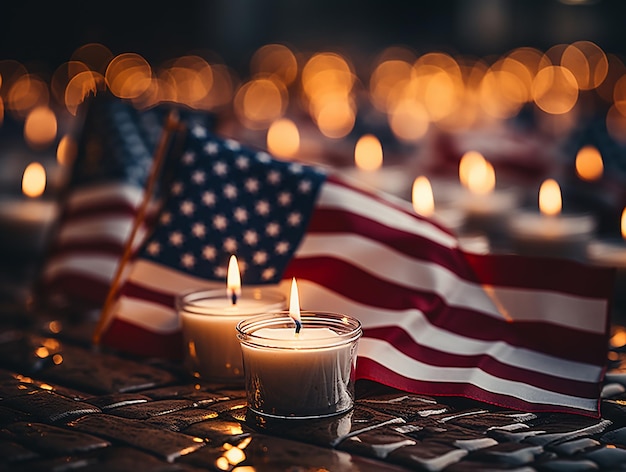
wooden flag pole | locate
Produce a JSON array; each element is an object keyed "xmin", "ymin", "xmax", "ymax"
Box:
[{"xmin": 92, "ymin": 108, "xmax": 181, "ymax": 346}]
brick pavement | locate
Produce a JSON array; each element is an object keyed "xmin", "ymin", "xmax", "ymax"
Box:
[{"xmin": 1, "ymin": 312, "xmax": 626, "ymax": 471}]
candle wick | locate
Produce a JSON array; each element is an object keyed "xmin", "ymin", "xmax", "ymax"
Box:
[
  {"xmin": 231, "ymin": 292, "xmax": 237, "ymax": 306},
  {"xmin": 294, "ymin": 319, "xmax": 302, "ymax": 334}
]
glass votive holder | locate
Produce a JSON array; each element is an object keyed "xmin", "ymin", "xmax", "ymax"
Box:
[
  {"xmin": 176, "ymin": 288, "xmax": 286, "ymax": 383},
  {"xmin": 237, "ymin": 311, "xmax": 362, "ymax": 419}
]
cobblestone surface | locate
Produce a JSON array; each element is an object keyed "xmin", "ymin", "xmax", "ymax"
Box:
[{"xmin": 1, "ymin": 315, "xmax": 626, "ymax": 471}]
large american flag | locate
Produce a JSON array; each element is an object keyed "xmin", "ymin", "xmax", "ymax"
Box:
[{"xmin": 97, "ymin": 122, "xmax": 613, "ymax": 417}]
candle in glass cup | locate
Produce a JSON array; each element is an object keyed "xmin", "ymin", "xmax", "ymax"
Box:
[
  {"xmin": 237, "ymin": 278, "xmax": 362, "ymax": 419},
  {"xmin": 177, "ymin": 256, "xmax": 285, "ymax": 382}
]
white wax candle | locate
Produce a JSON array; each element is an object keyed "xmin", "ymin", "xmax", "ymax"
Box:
[
  {"xmin": 508, "ymin": 211, "xmax": 595, "ymax": 260},
  {"xmin": 238, "ymin": 313, "xmax": 362, "ymax": 419},
  {"xmin": 179, "ymin": 288, "xmax": 285, "ymax": 382}
]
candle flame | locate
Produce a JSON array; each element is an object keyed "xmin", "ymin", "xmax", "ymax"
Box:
[
  {"xmin": 621, "ymin": 207, "xmax": 626, "ymax": 240},
  {"xmin": 412, "ymin": 176, "xmax": 435, "ymax": 217},
  {"xmin": 289, "ymin": 277, "xmax": 302, "ymax": 333},
  {"xmin": 575, "ymin": 145, "xmax": 603, "ymax": 181},
  {"xmin": 354, "ymin": 134, "xmax": 383, "ymax": 171},
  {"xmin": 459, "ymin": 151, "xmax": 485, "ymax": 188},
  {"xmin": 22, "ymin": 162, "xmax": 46, "ymax": 198},
  {"xmin": 227, "ymin": 255, "xmax": 242, "ymax": 305},
  {"xmin": 467, "ymin": 158, "xmax": 495, "ymax": 195},
  {"xmin": 539, "ymin": 179, "xmax": 562, "ymax": 216}
]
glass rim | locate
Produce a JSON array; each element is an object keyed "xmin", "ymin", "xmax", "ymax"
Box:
[
  {"xmin": 176, "ymin": 287, "xmax": 286, "ymax": 316},
  {"xmin": 237, "ymin": 311, "xmax": 362, "ymax": 349}
]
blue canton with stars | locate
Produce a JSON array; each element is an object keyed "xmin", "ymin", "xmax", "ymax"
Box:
[{"xmin": 140, "ymin": 125, "xmax": 327, "ymax": 284}]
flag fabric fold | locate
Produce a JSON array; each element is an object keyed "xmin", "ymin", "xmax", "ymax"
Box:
[{"xmin": 96, "ymin": 119, "xmax": 613, "ymax": 417}]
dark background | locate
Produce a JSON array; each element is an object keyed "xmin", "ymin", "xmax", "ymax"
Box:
[{"xmin": 1, "ymin": 0, "xmax": 625, "ymax": 74}]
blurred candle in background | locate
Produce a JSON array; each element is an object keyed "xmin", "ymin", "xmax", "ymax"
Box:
[
  {"xmin": 0, "ymin": 162, "xmax": 59, "ymax": 260},
  {"xmin": 508, "ymin": 178, "xmax": 595, "ymax": 260},
  {"xmin": 454, "ymin": 151, "xmax": 519, "ymax": 242},
  {"xmin": 343, "ymin": 134, "xmax": 410, "ymax": 196}
]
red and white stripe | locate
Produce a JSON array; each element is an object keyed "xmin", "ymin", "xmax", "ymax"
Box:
[
  {"xmin": 41, "ymin": 182, "xmax": 151, "ymax": 305},
  {"xmin": 101, "ymin": 174, "xmax": 612, "ymax": 416}
]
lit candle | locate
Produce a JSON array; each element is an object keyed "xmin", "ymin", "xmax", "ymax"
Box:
[
  {"xmin": 237, "ymin": 278, "xmax": 362, "ymax": 419},
  {"xmin": 0, "ymin": 162, "xmax": 59, "ymax": 258},
  {"xmin": 587, "ymin": 208, "xmax": 626, "ymax": 312},
  {"xmin": 342, "ymin": 134, "xmax": 410, "ymax": 196},
  {"xmin": 508, "ymin": 179, "xmax": 596, "ymax": 261},
  {"xmin": 454, "ymin": 151, "xmax": 519, "ymax": 239},
  {"xmin": 412, "ymin": 175, "xmax": 465, "ymax": 233},
  {"xmin": 177, "ymin": 255, "xmax": 286, "ymax": 382}
]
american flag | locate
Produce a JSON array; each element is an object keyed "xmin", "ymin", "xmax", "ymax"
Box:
[{"xmin": 99, "ymin": 124, "xmax": 613, "ymax": 417}]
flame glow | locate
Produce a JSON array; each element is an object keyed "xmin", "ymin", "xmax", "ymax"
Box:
[
  {"xmin": 621, "ymin": 207, "xmax": 626, "ymax": 240},
  {"xmin": 354, "ymin": 134, "xmax": 383, "ymax": 171},
  {"xmin": 289, "ymin": 277, "xmax": 301, "ymax": 326},
  {"xmin": 22, "ymin": 162, "xmax": 46, "ymax": 197},
  {"xmin": 467, "ymin": 157, "xmax": 495, "ymax": 195},
  {"xmin": 227, "ymin": 255, "xmax": 242, "ymax": 304},
  {"xmin": 575, "ymin": 145, "xmax": 603, "ymax": 181},
  {"xmin": 267, "ymin": 118, "xmax": 300, "ymax": 158},
  {"xmin": 539, "ymin": 179, "xmax": 562, "ymax": 216},
  {"xmin": 412, "ymin": 176, "xmax": 435, "ymax": 217}
]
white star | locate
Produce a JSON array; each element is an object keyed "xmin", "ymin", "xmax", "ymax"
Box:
[
  {"xmin": 192, "ymin": 222, "xmax": 206, "ymax": 238},
  {"xmin": 202, "ymin": 245, "xmax": 216, "ymax": 260},
  {"xmin": 171, "ymin": 182, "xmax": 184, "ymax": 196},
  {"xmin": 204, "ymin": 141, "xmax": 219, "ymax": 155},
  {"xmin": 223, "ymin": 183, "xmax": 237, "ymax": 200},
  {"xmin": 256, "ymin": 151, "xmax": 271, "ymax": 163},
  {"xmin": 267, "ymin": 170, "xmax": 281, "ymax": 185},
  {"xmin": 262, "ymin": 267, "xmax": 276, "ymax": 280},
  {"xmin": 169, "ymin": 231, "xmax": 184, "ymax": 246},
  {"xmin": 277, "ymin": 191, "xmax": 292, "ymax": 206},
  {"xmin": 182, "ymin": 151, "xmax": 195, "ymax": 165},
  {"xmin": 214, "ymin": 266, "xmax": 227, "ymax": 278},
  {"xmin": 243, "ymin": 229, "xmax": 258, "ymax": 245},
  {"xmin": 181, "ymin": 253, "xmax": 195, "ymax": 268},
  {"xmin": 287, "ymin": 212, "xmax": 302, "ymax": 226},
  {"xmin": 255, "ymin": 200, "xmax": 270, "ymax": 216},
  {"xmin": 266, "ymin": 222, "xmax": 280, "ymax": 237},
  {"xmin": 298, "ymin": 180, "xmax": 312, "ymax": 193},
  {"xmin": 191, "ymin": 125, "xmax": 207, "ymax": 138},
  {"xmin": 213, "ymin": 161, "xmax": 228, "ymax": 176},
  {"xmin": 275, "ymin": 241, "xmax": 290, "ymax": 254},
  {"xmin": 213, "ymin": 214, "xmax": 228, "ymax": 230},
  {"xmin": 180, "ymin": 200, "xmax": 195, "ymax": 216},
  {"xmin": 160, "ymin": 212, "xmax": 172, "ymax": 225},
  {"xmin": 253, "ymin": 251, "xmax": 268, "ymax": 265},
  {"xmin": 225, "ymin": 139, "xmax": 241, "ymax": 151},
  {"xmin": 245, "ymin": 178, "xmax": 260, "ymax": 193},
  {"xmin": 223, "ymin": 237, "xmax": 238, "ymax": 252},
  {"xmin": 289, "ymin": 163, "xmax": 303, "ymax": 173},
  {"xmin": 233, "ymin": 207, "xmax": 248, "ymax": 223},
  {"xmin": 236, "ymin": 156, "xmax": 249, "ymax": 170},
  {"xmin": 191, "ymin": 170, "xmax": 206, "ymax": 184},
  {"xmin": 146, "ymin": 241, "xmax": 161, "ymax": 256},
  {"xmin": 202, "ymin": 191, "xmax": 216, "ymax": 207}
]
